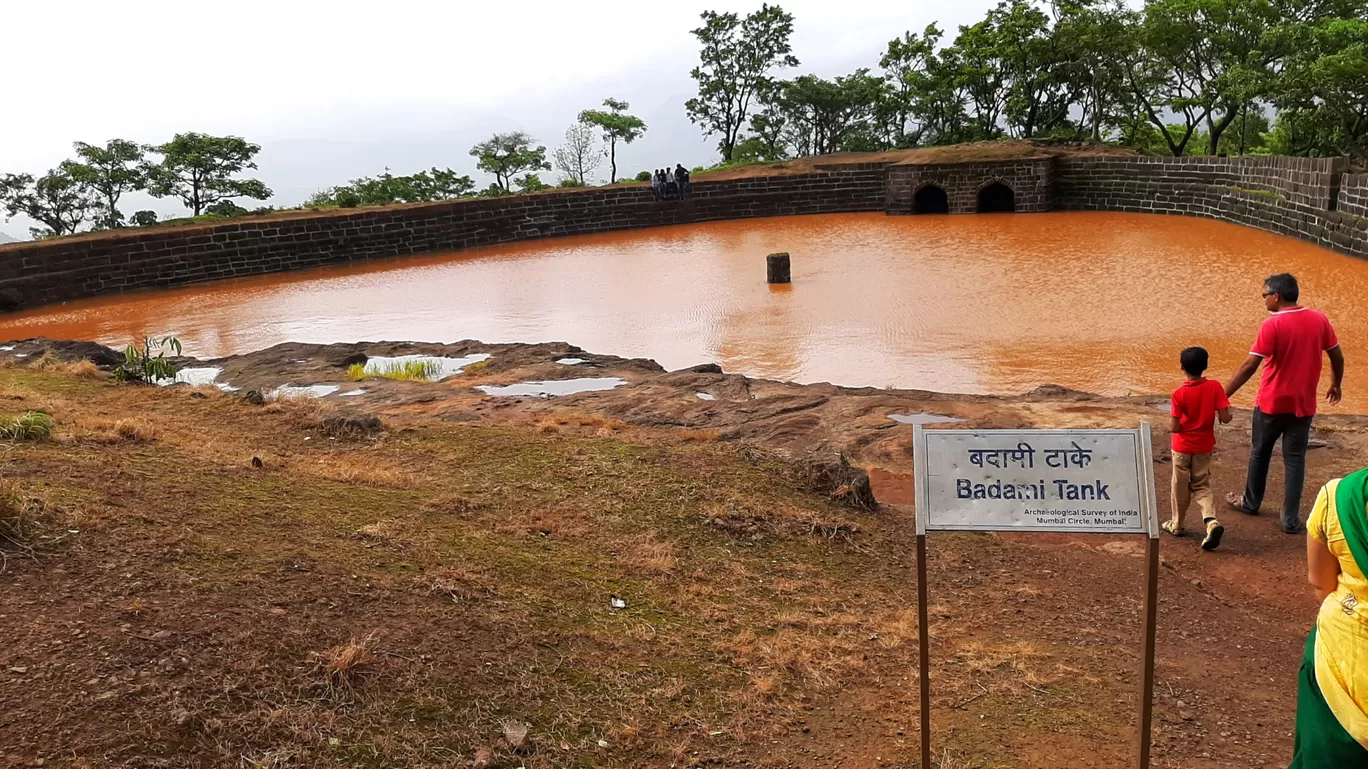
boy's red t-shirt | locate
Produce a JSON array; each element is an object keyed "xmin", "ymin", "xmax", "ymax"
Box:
[{"xmin": 1171, "ymin": 378, "xmax": 1230, "ymax": 454}]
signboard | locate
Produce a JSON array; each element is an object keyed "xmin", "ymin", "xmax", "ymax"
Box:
[
  {"xmin": 913, "ymin": 426, "xmax": 1158, "ymax": 536},
  {"xmin": 910, "ymin": 423, "xmax": 1160, "ymax": 769}
]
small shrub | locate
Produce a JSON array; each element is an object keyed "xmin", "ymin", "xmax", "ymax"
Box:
[
  {"xmin": 634, "ymin": 170, "xmax": 652, "ymax": 182},
  {"xmin": 558, "ymin": 178, "xmax": 586, "ymax": 188},
  {"xmin": 114, "ymin": 336, "xmax": 181, "ymax": 384},
  {"xmin": 114, "ymin": 419, "xmax": 156, "ymax": 442},
  {"xmin": 64, "ymin": 360, "xmax": 101, "ymax": 379},
  {"xmin": 349, "ymin": 360, "xmax": 439, "ymax": 382},
  {"xmin": 313, "ymin": 634, "xmax": 381, "ymax": 692},
  {"xmin": 0, "ymin": 412, "xmax": 54, "ymax": 441}
]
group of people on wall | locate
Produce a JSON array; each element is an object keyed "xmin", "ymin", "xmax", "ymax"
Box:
[
  {"xmin": 1162, "ymin": 272, "xmax": 1361, "ymax": 766},
  {"xmin": 650, "ymin": 164, "xmax": 691, "ymax": 201}
]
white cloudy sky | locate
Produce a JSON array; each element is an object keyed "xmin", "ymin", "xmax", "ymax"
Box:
[{"xmin": 0, "ymin": 0, "xmax": 999, "ymax": 239}]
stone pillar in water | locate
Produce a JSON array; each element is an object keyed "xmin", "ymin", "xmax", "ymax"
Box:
[{"xmin": 766, "ymin": 252, "xmax": 791, "ymax": 284}]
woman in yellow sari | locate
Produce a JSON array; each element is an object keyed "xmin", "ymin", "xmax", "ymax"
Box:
[{"xmin": 1292, "ymin": 470, "xmax": 1368, "ymax": 767}]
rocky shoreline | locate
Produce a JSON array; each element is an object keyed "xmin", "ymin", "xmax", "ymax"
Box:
[{"xmin": 9, "ymin": 336, "xmax": 1363, "ymax": 479}]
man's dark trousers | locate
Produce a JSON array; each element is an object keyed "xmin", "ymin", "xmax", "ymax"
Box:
[{"xmin": 1239, "ymin": 408, "xmax": 1313, "ymax": 529}]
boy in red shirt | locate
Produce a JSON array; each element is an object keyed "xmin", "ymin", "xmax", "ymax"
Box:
[{"xmin": 1164, "ymin": 346, "xmax": 1233, "ymax": 550}]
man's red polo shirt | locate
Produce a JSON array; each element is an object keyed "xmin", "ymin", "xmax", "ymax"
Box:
[
  {"xmin": 1251, "ymin": 306, "xmax": 1339, "ymax": 417},
  {"xmin": 1171, "ymin": 378, "xmax": 1229, "ymax": 454}
]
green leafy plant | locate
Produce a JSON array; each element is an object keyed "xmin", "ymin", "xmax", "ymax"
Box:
[
  {"xmin": 0, "ymin": 411, "xmax": 54, "ymax": 440},
  {"xmin": 348, "ymin": 360, "xmax": 440, "ymax": 382},
  {"xmin": 114, "ymin": 336, "xmax": 181, "ymax": 383}
]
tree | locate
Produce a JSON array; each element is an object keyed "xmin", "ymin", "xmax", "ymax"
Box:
[
  {"xmin": 1049, "ymin": 0, "xmax": 1137, "ymax": 143},
  {"xmin": 62, "ymin": 139, "xmax": 146, "ymax": 229},
  {"xmin": 552, "ymin": 122, "xmax": 604, "ymax": 185},
  {"xmin": 0, "ymin": 168, "xmax": 99, "ymax": 238},
  {"xmin": 1272, "ymin": 17, "xmax": 1368, "ymax": 162},
  {"xmin": 878, "ymin": 25, "xmax": 944, "ymax": 146},
  {"xmin": 578, "ymin": 98, "xmax": 646, "ymax": 183},
  {"xmin": 514, "ymin": 174, "xmax": 551, "ymax": 192},
  {"xmin": 144, "ymin": 133, "xmax": 272, "ymax": 215},
  {"xmin": 685, "ymin": 4, "xmax": 800, "ymax": 162},
  {"xmin": 307, "ymin": 167, "xmax": 476, "ymax": 207},
  {"xmin": 770, "ymin": 70, "xmax": 885, "ymax": 156},
  {"xmin": 469, "ymin": 132, "xmax": 550, "ymax": 193},
  {"xmin": 1128, "ymin": 0, "xmax": 1285, "ymax": 156}
]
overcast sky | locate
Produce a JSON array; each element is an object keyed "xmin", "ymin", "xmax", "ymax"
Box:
[{"xmin": 0, "ymin": 0, "xmax": 999, "ymax": 239}]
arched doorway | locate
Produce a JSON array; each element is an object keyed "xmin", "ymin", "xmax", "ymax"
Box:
[
  {"xmin": 977, "ymin": 182, "xmax": 1015, "ymax": 213},
  {"xmin": 913, "ymin": 184, "xmax": 949, "ymax": 214}
]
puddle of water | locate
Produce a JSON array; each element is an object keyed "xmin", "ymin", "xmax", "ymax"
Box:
[
  {"xmin": 477, "ymin": 377, "xmax": 627, "ymax": 398},
  {"xmin": 338, "ymin": 388, "xmax": 367, "ymax": 397},
  {"xmin": 153, "ymin": 366, "xmax": 240, "ymax": 392},
  {"xmin": 270, "ymin": 383, "xmax": 340, "ymax": 400},
  {"xmin": 0, "ymin": 346, "xmax": 14, "ymax": 352},
  {"xmin": 888, "ymin": 413, "xmax": 964, "ymax": 425},
  {"xmin": 697, "ymin": 392, "xmax": 716, "ymax": 400},
  {"xmin": 359, "ymin": 353, "xmax": 491, "ymax": 380},
  {"xmin": 556, "ymin": 358, "xmax": 587, "ymax": 365},
  {"xmin": 14, "ymin": 353, "xmax": 26, "ymax": 358},
  {"xmin": 166, "ymin": 366, "xmax": 222, "ymax": 387}
]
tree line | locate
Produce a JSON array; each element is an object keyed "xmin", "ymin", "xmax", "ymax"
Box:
[
  {"xmin": 305, "ymin": 101, "xmax": 647, "ymax": 207},
  {"xmin": 684, "ymin": 0, "xmax": 1368, "ymax": 164},
  {"xmin": 0, "ymin": 134, "xmax": 273, "ymax": 239},
  {"xmin": 1, "ymin": 98, "xmax": 648, "ymax": 240},
  {"xmin": 6, "ymin": 0, "xmax": 1364, "ymax": 239}
]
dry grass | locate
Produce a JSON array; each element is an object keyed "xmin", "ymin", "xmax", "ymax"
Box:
[
  {"xmin": 462, "ymin": 360, "xmax": 491, "ymax": 375},
  {"xmin": 0, "ymin": 483, "xmax": 56, "ymax": 572},
  {"xmin": 0, "ymin": 362, "xmax": 1174, "ymax": 768},
  {"xmin": 314, "ymin": 634, "xmax": 381, "ymax": 692},
  {"xmin": 297, "ymin": 454, "xmax": 416, "ymax": 487},
  {"xmin": 678, "ymin": 428, "xmax": 722, "ymax": 442},
  {"xmin": 425, "ymin": 567, "xmax": 494, "ymax": 601},
  {"xmin": 76, "ymin": 416, "xmax": 157, "ymax": 444},
  {"xmin": 617, "ymin": 531, "xmax": 679, "ymax": 576},
  {"xmin": 537, "ymin": 418, "xmax": 560, "ymax": 434}
]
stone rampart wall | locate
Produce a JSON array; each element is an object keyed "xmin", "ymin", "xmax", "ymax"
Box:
[
  {"xmin": 1340, "ymin": 173, "xmax": 1368, "ymax": 219},
  {"xmin": 0, "ymin": 167, "xmax": 885, "ymax": 310},
  {"xmin": 0, "ymin": 152, "xmax": 1365, "ymax": 313},
  {"xmin": 1055, "ymin": 156, "xmax": 1368, "ymax": 259}
]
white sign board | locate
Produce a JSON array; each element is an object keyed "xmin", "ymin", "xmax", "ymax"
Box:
[{"xmin": 913, "ymin": 425, "xmax": 1158, "ymax": 536}]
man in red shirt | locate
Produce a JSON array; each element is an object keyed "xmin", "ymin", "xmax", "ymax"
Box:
[{"xmin": 1225, "ymin": 273, "xmax": 1345, "ymax": 534}]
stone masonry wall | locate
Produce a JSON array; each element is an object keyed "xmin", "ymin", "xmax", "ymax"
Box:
[
  {"xmin": 0, "ymin": 167, "xmax": 885, "ymax": 311},
  {"xmin": 1056, "ymin": 156, "xmax": 1368, "ymax": 259},
  {"xmin": 0, "ymin": 152, "xmax": 1366, "ymax": 314},
  {"xmin": 885, "ymin": 158, "xmax": 1054, "ymax": 214},
  {"xmin": 1340, "ymin": 173, "xmax": 1368, "ymax": 220}
]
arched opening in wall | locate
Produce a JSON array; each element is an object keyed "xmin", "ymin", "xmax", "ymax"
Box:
[
  {"xmin": 977, "ymin": 182, "xmax": 1016, "ymax": 213},
  {"xmin": 913, "ymin": 185, "xmax": 950, "ymax": 214}
]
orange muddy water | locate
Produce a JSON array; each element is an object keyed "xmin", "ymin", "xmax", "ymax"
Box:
[{"xmin": 4, "ymin": 211, "xmax": 1366, "ymax": 410}]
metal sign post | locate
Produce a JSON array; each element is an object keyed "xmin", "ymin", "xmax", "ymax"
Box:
[{"xmin": 912, "ymin": 424, "xmax": 1160, "ymax": 769}]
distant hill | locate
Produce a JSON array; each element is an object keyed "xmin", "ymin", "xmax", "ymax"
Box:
[{"xmin": 0, "ymin": 232, "xmax": 17, "ymax": 244}]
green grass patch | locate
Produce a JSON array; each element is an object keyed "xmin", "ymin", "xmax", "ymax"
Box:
[
  {"xmin": 0, "ymin": 411, "xmax": 54, "ymax": 440},
  {"xmin": 348, "ymin": 360, "xmax": 440, "ymax": 382}
]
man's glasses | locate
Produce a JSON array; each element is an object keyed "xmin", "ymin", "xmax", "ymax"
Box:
[{"xmin": 1262, "ymin": 291, "xmax": 1277, "ymax": 298}]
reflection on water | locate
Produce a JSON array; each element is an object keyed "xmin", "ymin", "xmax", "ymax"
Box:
[
  {"xmin": 477, "ymin": 378, "xmax": 629, "ymax": 397},
  {"xmin": 2, "ymin": 212, "xmax": 1366, "ymax": 410}
]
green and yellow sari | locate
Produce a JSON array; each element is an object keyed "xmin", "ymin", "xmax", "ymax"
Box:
[{"xmin": 1291, "ymin": 470, "xmax": 1368, "ymax": 768}]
